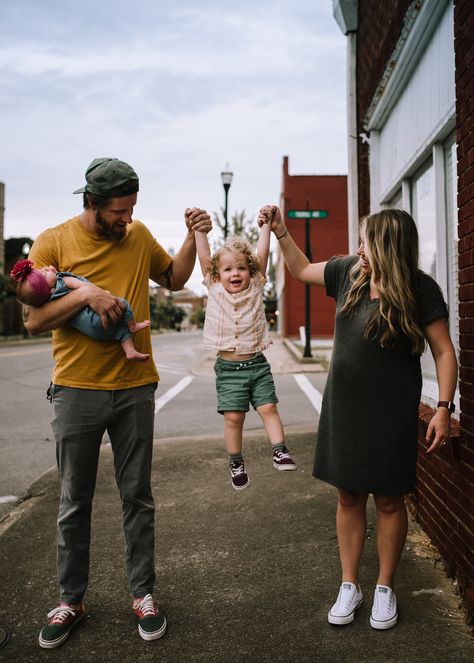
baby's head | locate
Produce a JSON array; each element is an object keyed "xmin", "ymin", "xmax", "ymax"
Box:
[
  {"xmin": 209, "ymin": 236, "xmax": 260, "ymax": 294},
  {"xmin": 10, "ymin": 259, "xmax": 57, "ymax": 306}
]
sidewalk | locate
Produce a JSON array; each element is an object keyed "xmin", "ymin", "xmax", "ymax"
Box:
[{"xmin": 0, "ymin": 337, "xmax": 472, "ymax": 662}]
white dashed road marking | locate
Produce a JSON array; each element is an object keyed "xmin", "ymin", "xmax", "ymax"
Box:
[
  {"xmin": 0, "ymin": 495, "xmax": 18, "ymax": 504},
  {"xmin": 155, "ymin": 376, "xmax": 194, "ymax": 413},
  {"xmin": 293, "ymin": 374, "xmax": 323, "ymax": 413}
]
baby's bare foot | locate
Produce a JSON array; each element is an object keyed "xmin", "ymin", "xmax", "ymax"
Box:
[
  {"xmin": 125, "ymin": 350, "xmax": 150, "ymax": 362},
  {"xmin": 128, "ymin": 319, "xmax": 150, "ymax": 334}
]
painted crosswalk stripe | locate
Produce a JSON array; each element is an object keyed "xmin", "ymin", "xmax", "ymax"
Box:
[
  {"xmin": 0, "ymin": 495, "xmax": 18, "ymax": 504},
  {"xmin": 293, "ymin": 374, "xmax": 323, "ymax": 413},
  {"xmin": 155, "ymin": 376, "xmax": 194, "ymax": 413}
]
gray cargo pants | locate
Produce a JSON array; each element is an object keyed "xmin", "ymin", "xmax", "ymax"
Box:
[{"xmin": 50, "ymin": 383, "xmax": 157, "ymax": 603}]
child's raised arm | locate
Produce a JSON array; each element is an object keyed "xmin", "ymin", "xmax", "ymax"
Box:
[
  {"xmin": 194, "ymin": 228, "xmax": 212, "ymax": 277},
  {"xmin": 185, "ymin": 207, "xmax": 211, "ymax": 277},
  {"xmin": 256, "ymin": 218, "xmax": 271, "ymax": 275}
]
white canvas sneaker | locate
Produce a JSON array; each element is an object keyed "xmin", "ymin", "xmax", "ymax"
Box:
[
  {"xmin": 328, "ymin": 582, "xmax": 363, "ymax": 625},
  {"xmin": 370, "ymin": 585, "xmax": 398, "ymax": 630}
]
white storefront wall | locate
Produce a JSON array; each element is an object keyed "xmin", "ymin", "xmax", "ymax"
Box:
[{"xmin": 365, "ymin": 0, "xmax": 459, "ymax": 409}]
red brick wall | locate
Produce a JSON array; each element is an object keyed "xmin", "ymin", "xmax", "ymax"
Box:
[
  {"xmin": 280, "ymin": 157, "xmax": 348, "ymax": 337},
  {"xmin": 355, "ymin": 0, "xmax": 474, "ymax": 621},
  {"xmin": 451, "ymin": 0, "xmax": 474, "ymax": 619},
  {"xmin": 356, "ymin": 0, "xmax": 412, "ymax": 216}
]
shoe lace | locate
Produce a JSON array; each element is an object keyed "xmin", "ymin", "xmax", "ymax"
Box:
[
  {"xmin": 47, "ymin": 605, "xmax": 78, "ymax": 624},
  {"xmin": 135, "ymin": 594, "xmax": 157, "ymax": 616},
  {"xmin": 230, "ymin": 461, "xmax": 245, "ymax": 476},
  {"xmin": 274, "ymin": 448, "xmax": 290, "ymax": 460}
]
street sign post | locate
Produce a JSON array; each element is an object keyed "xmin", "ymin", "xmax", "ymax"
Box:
[{"xmin": 287, "ymin": 209, "xmax": 329, "ymax": 358}]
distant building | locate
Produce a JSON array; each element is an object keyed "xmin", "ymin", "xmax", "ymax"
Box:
[
  {"xmin": 275, "ymin": 156, "xmax": 348, "ymax": 338},
  {"xmin": 149, "ymin": 285, "xmax": 206, "ymax": 330}
]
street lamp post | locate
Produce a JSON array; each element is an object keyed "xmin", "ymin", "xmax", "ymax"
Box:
[{"xmin": 221, "ymin": 167, "xmax": 233, "ymax": 238}]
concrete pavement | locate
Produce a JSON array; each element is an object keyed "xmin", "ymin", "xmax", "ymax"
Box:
[{"xmin": 0, "ymin": 337, "xmax": 472, "ymax": 662}]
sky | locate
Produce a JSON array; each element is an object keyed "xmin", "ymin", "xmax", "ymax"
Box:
[{"xmin": 1, "ymin": 0, "xmax": 347, "ymax": 293}]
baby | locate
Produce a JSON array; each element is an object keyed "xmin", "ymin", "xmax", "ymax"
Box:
[{"xmin": 11, "ymin": 259, "xmax": 150, "ymax": 362}]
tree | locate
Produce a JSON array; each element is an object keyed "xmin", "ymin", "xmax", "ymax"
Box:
[
  {"xmin": 190, "ymin": 307, "xmax": 206, "ymax": 328},
  {"xmin": 212, "ymin": 208, "xmax": 258, "ymax": 245},
  {"xmin": 152, "ymin": 293, "xmax": 186, "ymax": 331}
]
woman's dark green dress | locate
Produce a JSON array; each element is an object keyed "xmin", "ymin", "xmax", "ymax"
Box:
[{"xmin": 313, "ymin": 256, "xmax": 448, "ymax": 495}]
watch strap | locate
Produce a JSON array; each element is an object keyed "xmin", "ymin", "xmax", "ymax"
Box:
[{"xmin": 437, "ymin": 400, "xmax": 455, "ymax": 413}]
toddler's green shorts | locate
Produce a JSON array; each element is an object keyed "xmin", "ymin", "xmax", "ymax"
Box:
[{"xmin": 214, "ymin": 353, "xmax": 278, "ymax": 414}]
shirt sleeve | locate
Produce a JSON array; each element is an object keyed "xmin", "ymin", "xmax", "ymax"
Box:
[
  {"xmin": 417, "ymin": 272, "xmax": 449, "ymax": 326},
  {"xmin": 324, "ymin": 255, "xmax": 357, "ymax": 301},
  {"xmin": 148, "ymin": 233, "xmax": 173, "ymax": 283},
  {"xmin": 27, "ymin": 229, "xmax": 60, "ymax": 270}
]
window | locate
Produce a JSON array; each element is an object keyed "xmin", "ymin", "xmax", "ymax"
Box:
[
  {"xmin": 412, "ymin": 159, "xmax": 437, "ymax": 280},
  {"xmin": 409, "ymin": 134, "xmax": 459, "ymax": 404}
]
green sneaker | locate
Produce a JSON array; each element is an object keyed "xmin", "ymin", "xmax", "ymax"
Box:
[
  {"xmin": 38, "ymin": 602, "xmax": 85, "ymax": 649},
  {"xmin": 133, "ymin": 594, "xmax": 167, "ymax": 641}
]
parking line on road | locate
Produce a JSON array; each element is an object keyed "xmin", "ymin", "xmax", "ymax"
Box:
[
  {"xmin": 293, "ymin": 375, "xmax": 323, "ymax": 413},
  {"xmin": 0, "ymin": 495, "xmax": 18, "ymax": 504},
  {"xmin": 0, "ymin": 347, "xmax": 51, "ymax": 359},
  {"xmin": 155, "ymin": 376, "xmax": 194, "ymax": 413}
]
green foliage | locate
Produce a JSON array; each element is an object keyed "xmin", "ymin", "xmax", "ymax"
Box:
[
  {"xmin": 150, "ymin": 293, "xmax": 186, "ymax": 330},
  {"xmin": 0, "ymin": 273, "xmax": 10, "ymax": 303},
  {"xmin": 212, "ymin": 208, "xmax": 258, "ymax": 246},
  {"xmin": 190, "ymin": 307, "xmax": 206, "ymax": 328}
]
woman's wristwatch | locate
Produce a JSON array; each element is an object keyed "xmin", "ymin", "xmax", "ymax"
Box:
[{"xmin": 437, "ymin": 401, "xmax": 455, "ymax": 413}]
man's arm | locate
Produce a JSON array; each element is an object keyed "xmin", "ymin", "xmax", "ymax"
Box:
[
  {"xmin": 24, "ymin": 284, "xmax": 126, "ymax": 335},
  {"xmin": 154, "ymin": 207, "xmax": 212, "ymax": 291}
]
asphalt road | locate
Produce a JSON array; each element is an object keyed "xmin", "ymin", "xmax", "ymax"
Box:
[{"xmin": 0, "ymin": 331, "xmax": 325, "ymax": 519}]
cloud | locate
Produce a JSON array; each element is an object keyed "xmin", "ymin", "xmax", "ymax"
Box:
[{"xmin": 1, "ymin": 0, "xmax": 348, "ymax": 294}]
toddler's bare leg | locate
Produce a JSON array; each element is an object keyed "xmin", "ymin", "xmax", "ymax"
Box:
[
  {"xmin": 256, "ymin": 402, "xmax": 285, "ymax": 443},
  {"xmin": 223, "ymin": 411, "xmax": 246, "ymax": 454},
  {"xmin": 127, "ymin": 318, "xmax": 151, "ymax": 334},
  {"xmin": 121, "ymin": 337, "xmax": 150, "ymax": 362}
]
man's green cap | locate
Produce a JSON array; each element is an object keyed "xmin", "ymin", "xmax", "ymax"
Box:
[{"xmin": 73, "ymin": 158, "xmax": 139, "ymax": 197}]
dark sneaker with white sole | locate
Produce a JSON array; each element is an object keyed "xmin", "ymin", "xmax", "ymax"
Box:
[
  {"xmin": 39, "ymin": 602, "xmax": 85, "ymax": 649},
  {"xmin": 272, "ymin": 446, "xmax": 297, "ymax": 471},
  {"xmin": 229, "ymin": 459, "xmax": 249, "ymax": 490},
  {"xmin": 133, "ymin": 594, "xmax": 167, "ymax": 641}
]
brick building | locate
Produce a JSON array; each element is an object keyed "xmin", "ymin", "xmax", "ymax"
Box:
[
  {"xmin": 334, "ymin": 0, "xmax": 473, "ymax": 619},
  {"xmin": 276, "ymin": 156, "xmax": 348, "ymax": 338}
]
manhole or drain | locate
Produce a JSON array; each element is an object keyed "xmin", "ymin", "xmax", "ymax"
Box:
[{"xmin": 0, "ymin": 625, "xmax": 11, "ymax": 648}]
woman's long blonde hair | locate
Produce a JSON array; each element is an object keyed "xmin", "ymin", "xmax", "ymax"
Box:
[
  {"xmin": 339, "ymin": 209, "xmax": 425, "ymax": 354},
  {"xmin": 209, "ymin": 235, "xmax": 260, "ymax": 282}
]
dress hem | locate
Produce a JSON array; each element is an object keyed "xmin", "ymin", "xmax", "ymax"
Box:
[{"xmin": 312, "ymin": 472, "xmax": 416, "ymax": 496}]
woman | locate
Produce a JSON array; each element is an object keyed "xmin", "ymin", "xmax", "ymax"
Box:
[{"xmin": 258, "ymin": 206, "xmax": 457, "ymax": 630}]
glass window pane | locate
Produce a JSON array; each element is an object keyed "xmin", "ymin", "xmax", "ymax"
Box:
[
  {"xmin": 412, "ymin": 160, "xmax": 436, "ymax": 279},
  {"xmin": 411, "ymin": 159, "xmax": 437, "ymax": 379}
]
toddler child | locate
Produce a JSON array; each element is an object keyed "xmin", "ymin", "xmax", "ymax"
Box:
[
  {"xmin": 192, "ymin": 210, "xmax": 296, "ymax": 490},
  {"xmin": 10, "ymin": 259, "xmax": 150, "ymax": 362}
]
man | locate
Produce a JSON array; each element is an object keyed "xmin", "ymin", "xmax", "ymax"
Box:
[{"xmin": 23, "ymin": 158, "xmax": 211, "ymax": 648}]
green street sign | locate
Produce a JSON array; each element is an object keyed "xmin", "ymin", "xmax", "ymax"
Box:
[{"xmin": 287, "ymin": 210, "xmax": 329, "ymax": 219}]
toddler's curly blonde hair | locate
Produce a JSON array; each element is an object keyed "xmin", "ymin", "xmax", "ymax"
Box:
[{"xmin": 209, "ymin": 236, "xmax": 260, "ymax": 283}]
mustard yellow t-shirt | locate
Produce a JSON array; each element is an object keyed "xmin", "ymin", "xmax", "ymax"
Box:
[{"xmin": 28, "ymin": 216, "xmax": 172, "ymax": 390}]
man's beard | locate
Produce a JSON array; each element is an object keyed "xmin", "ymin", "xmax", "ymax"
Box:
[{"xmin": 95, "ymin": 211, "xmax": 127, "ymax": 241}]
